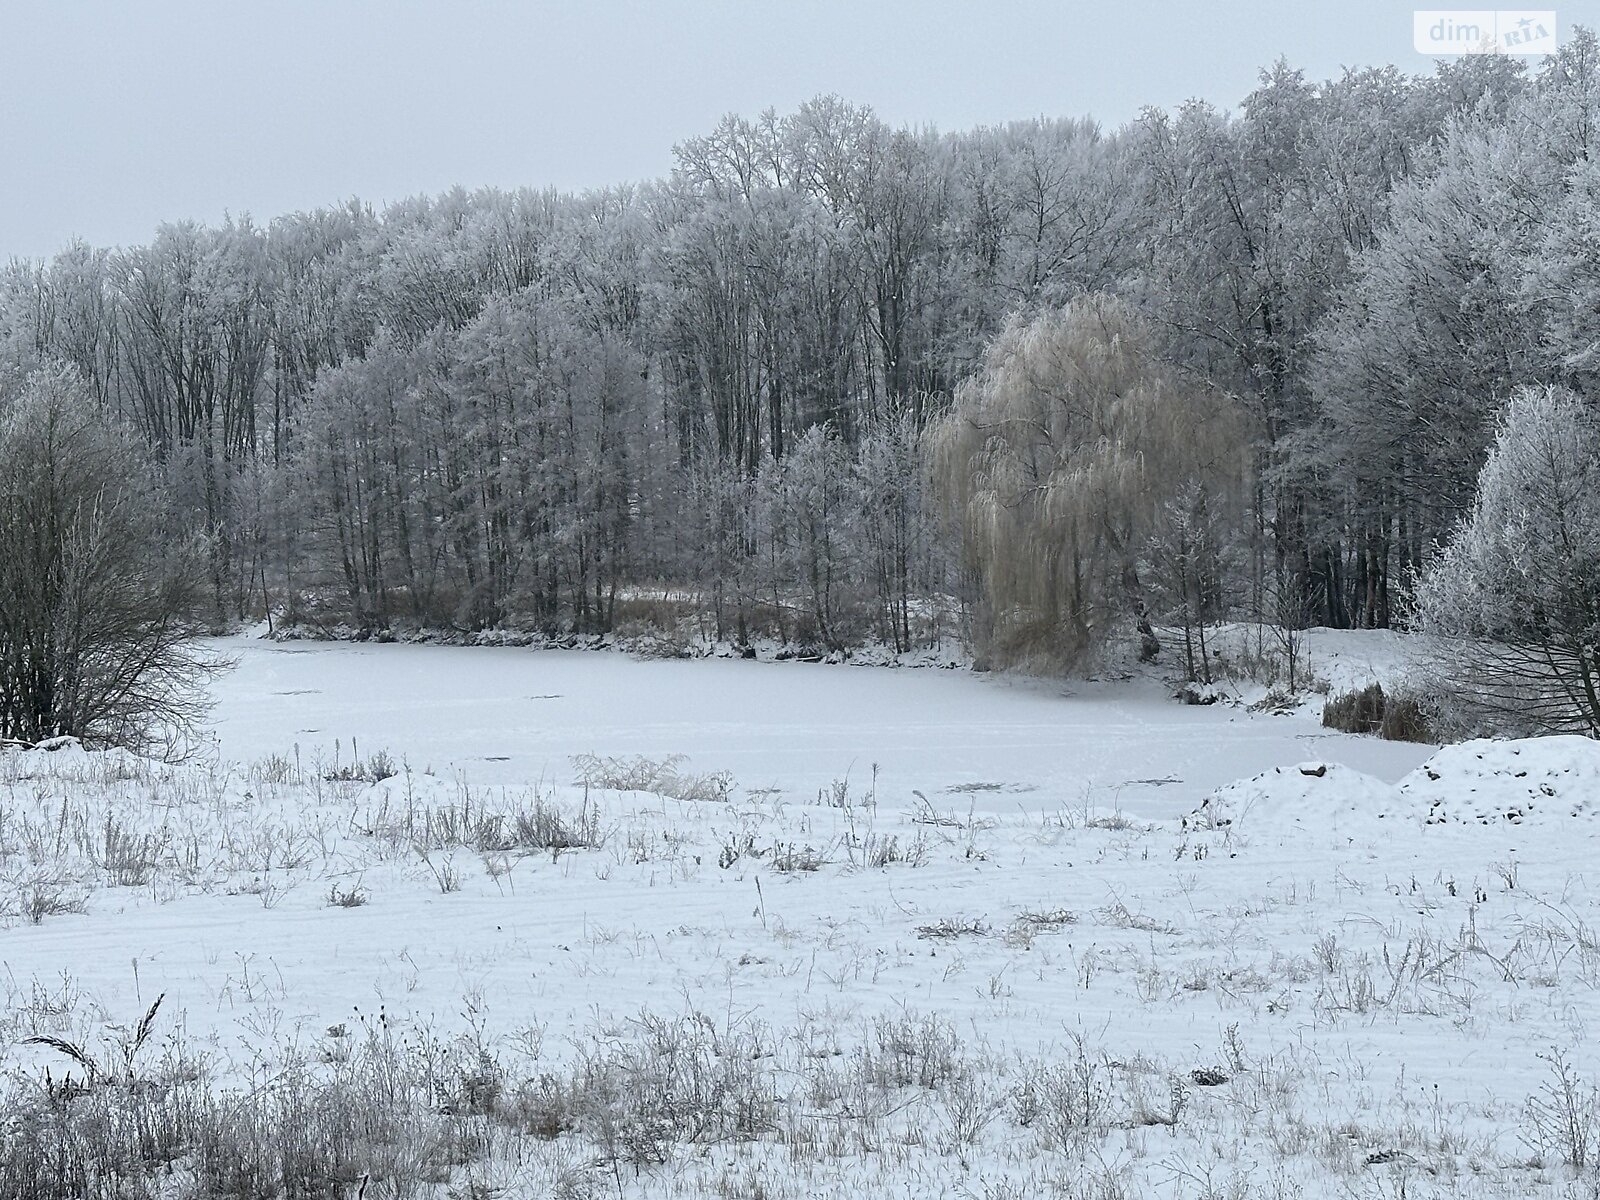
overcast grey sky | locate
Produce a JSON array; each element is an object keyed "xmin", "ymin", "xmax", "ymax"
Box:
[{"xmin": 0, "ymin": 0, "xmax": 1589, "ymax": 260}]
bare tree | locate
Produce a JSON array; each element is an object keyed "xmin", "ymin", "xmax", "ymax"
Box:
[{"xmin": 0, "ymin": 368, "xmax": 215, "ymax": 751}]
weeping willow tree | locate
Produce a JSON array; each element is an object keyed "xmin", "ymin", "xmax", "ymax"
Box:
[{"xmin": 929, "ymin": 294, "xmax": 1247, "ymax": 670}]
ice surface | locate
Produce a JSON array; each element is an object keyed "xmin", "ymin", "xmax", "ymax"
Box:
[{"xmin": 205, "ymin": 637, "xmax": 1435, "ymax": 818}]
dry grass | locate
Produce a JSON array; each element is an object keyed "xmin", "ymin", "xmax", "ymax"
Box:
[
  {"xmin": 6, "ymin": 994, "xmax": 1589, "ymax": 1199},
  {"xmin": 1323, "ymin": 681, "xmax": 1437, "ymax": 743},
  {"xmin": 572, "ymin": 752, "xmax": 734, "ymax": 803}
]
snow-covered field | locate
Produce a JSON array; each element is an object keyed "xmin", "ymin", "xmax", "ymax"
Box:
[{"xmin": 4, "ymin": 636, "xmax": 1600, "ymax": 1198}]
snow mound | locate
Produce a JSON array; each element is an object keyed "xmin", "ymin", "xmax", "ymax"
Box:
[
  {"xmin": 1191, "ymin": 735, "xmax": 1600, "ymax": 839},
  {"xmin": 1397, "ymin": 736, "xmax": 1600, "ymax": 826},
  {"xmin": 6, "ymin": 737, "xmax": 147, "ymax": 774},
  {"xmin": 1186, "ymin": 761, "xmax": 1400, "ymax": 836}
]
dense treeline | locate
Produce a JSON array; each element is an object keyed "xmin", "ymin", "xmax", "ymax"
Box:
[{"xmin": 2, "ymin": 35, "xmax": 1596, "ymax": 667}]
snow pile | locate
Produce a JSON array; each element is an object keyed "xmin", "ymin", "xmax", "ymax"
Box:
[
  {"xmin": 1193, "ymin": 735, "xmax": 1600, "ymax": 837},
  {"xmin": 1186, "ymin": 760, "xmax": 1401, "ymax": 836},
  {"xmin": 1396, "ymin": 735, "xmax": 1600, "ymax": 826}
]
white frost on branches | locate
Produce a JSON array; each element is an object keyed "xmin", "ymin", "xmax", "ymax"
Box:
[{"xmin": 1413, "ymin": 385, "xmax": 1600, "ymax": 734}]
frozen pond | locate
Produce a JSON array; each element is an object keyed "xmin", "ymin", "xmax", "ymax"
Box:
[{"xmin": 205, "ymin": 638, "xmax": 1432, "ymax": 816}]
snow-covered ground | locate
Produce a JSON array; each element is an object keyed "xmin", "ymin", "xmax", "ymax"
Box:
[{"xmin": 4, "ymin": 635, "xmax": 1599, "ymax": 1198}]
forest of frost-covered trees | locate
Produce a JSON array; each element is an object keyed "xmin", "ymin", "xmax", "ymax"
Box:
[{"xmin": 3, "ymin": 34, "xmax": 1598, "ymax": 670}]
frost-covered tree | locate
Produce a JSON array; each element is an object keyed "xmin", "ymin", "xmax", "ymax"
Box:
[
  {"xmin": 1127, "ymin": 66, "xmax": 1411, "ymax": 628},
  {"xmin": 1531, "ymin": 151, "xmax": 1600, "ymax": 393},
  {"xmin": 854, "ymin": 414, "xmax": 944, "ymax": 653},
  {"xmin": 1314, "ymin": 33, "xmax": 1599, "ymax": 627},
  {"xmin": 1147, "ymin": 481, "xmax": 1239, "ymax": 685},
  {"xmin": 929, "ymin": 295, "xmax": 1245, "ymax": 669},
  {"xmin": 1412, "ymin": 386, "xmax": 1600, "ymax": 735},
  {"xmin": 3, "ymin": 49, "xmax": 1595, "ymax": 655},
  {"xmin": 115, "ymin": 220, "xmax": 275, "ymax": 617}
]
